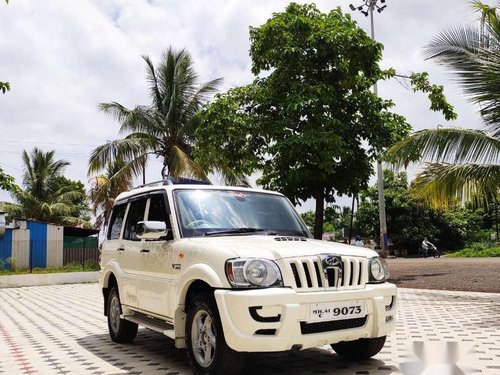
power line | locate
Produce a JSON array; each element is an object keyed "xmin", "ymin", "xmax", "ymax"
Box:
[
  {"xmin": 0, "ymin": 151, "xmax": 90, "ymax": 156},
  {"xmin": 0, "ymin": 139, "xmax": 100, "ymax": 147}
]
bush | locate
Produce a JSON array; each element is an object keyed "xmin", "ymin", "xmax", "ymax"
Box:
[{"xmin": 446, "ymin": 242, "xmax": 500, "ymax": 257}]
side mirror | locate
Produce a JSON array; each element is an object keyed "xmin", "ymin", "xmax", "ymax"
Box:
[{"xmin": 136, "ymin": 221, "xmax": 171, "ymax": 240}]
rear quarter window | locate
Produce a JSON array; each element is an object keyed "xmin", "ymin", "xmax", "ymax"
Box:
[{"xmin": 107, "ymin": 203, "xmax": 127, "ymax": 240}]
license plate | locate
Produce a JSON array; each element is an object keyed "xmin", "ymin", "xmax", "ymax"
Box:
[{"xmin": 309, "ymin": 300, "xmax": 367, "ymax": 322}]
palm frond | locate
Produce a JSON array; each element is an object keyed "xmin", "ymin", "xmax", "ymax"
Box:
[
  {"xmin": 210, "ymin": 168, "xmax": 251, "ymax": 187},
  {"xmin": 384, "ymin": 128, "xmax": 500, "ymax": 167},
  {"xmin": 181, "ymin": 78, "xmax": 223, "ymax": 132},
  {"xmin": 142, "ymin": 55, "xmax": 163, "ymax": 110},
  {"xmin": 411, "ymin": 162, "xmax": 500, "ymax": 207},
  {"xmin": 471, "ymin": 0, "xmax": 500, "ymax": 40},
  {"xmin": 424, "ymin": 21, "xmax": 500, "ymax": 134},
  {"xmin": 168, "ymin": 145, "xmax": 208, "ymax": 180},
  {"xmin": 87, "ymin": 137, "xmax": 153, "ymax": 175}
]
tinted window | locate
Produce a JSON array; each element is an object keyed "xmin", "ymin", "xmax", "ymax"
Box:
[
  {"xmin": 107, "ymin": 204, "xmax": 127, "ymax": 240},
  {"xmin": 124, "ymin": 199, "xmax": 147, "ymax": 241},
  {"xmin": 147, "ymin": 194, "xmax": 171, "ymax": 229}
]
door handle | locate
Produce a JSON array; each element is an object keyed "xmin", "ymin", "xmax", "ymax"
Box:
[
  {"xmin": 117, "ymin": 247, "xmax": 125, "ymax": 252},
  {"xmin": 140, "ymin": 249, "xmax": 150, "ymax": 253}
]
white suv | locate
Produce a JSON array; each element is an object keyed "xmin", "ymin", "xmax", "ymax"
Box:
[{"xmin": 100, "ymin": 181, "xmax": 397, "ymax": 374}]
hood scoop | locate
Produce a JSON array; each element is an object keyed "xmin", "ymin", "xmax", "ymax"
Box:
[{"xmin": 274, "ymin": 236, "xmax": 308, "ymax": 242}]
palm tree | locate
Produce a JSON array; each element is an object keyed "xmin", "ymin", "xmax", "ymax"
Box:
[
  {"xmin": 22, "ymin": 149, "xmax": 69, "ymax": 201},
  {"xmin": 89, "ymin": 160, "xmax": 133, "ymax": 230},
  {"xmin": 88, "ymin": 47, "xmax": 244, "ymax": 186},
  {"xmin": 385, "ymin": 1, "xmax": 500, "ymax": 207},
  {"xmin": 1, "ymin": 148, "xmax": 88, "ymax": 225}
]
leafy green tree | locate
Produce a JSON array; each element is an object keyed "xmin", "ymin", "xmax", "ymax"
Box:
[
  {"xmin": 1, "ymin": 148, "xmax": 89, "ymax": 225},
  {"xmin": 300, "ymin": 211, "xmax": 315, "ymax": 229},
  {"xmin": 356, "ymin": 170, "xmax": 485, "ymax": 252},
  {"xmin": 88, "ymin": 47, "xmax": 244, "ymax": 185},
  {"xmin": 385, "ymin": 1, "xmax": 500, "ymax": 207},
  {"xmin": 0, "ymin": 82, "xmax": 10, "ymax": 94},
  {"xmin": 197, "ymin": 3, "xmax": 410, "ymax": 239},
  {"xmin": 0, "ymin": 166, "xmax": 17, "ymax": 191},
  {"xmin": 301, "ymin": 205, "xmax": 353, "ymax": 239},
  {"xmin": 356, "ymin": 171, "xmax": 440, "ymax": 251}
]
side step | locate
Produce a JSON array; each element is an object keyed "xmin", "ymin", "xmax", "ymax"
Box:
[{"xmin": 124, "ymin": 313, "xmax": 175, "ymax": 339}]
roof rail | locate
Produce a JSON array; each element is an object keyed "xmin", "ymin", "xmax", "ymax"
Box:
[{"xmin": 133, "ymin": 176, "xmax": 210, "ymax": 190}]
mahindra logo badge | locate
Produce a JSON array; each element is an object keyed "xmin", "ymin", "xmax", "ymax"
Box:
[
  {"xmin": 320, "ymin": 255, "xmax": 343, "ymax": 286},
  {"xmin": 325, "ymin": 256, "xmax": 341, "ymax": 267}
]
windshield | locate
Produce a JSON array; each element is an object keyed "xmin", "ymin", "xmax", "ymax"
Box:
[{"xmin": 173, "ymin": 189, "xmax": 310, "ymax": 238}]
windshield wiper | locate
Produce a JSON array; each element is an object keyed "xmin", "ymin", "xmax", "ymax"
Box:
[{"xmin": 203, "ymin": 228, "xmax": 275, "ymax": 236}]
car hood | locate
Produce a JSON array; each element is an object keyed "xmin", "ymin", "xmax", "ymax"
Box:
[{"xmin": 184, "ymin": 235, "xmax": 377, "ymax": 259}]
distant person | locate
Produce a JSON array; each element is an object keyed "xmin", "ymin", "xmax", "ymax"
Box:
[
  {"xmin": 354, "ymin": 235, "xmax": 364, "ymax": 247},
  {"xmin": 421, "ymin": 237, "xmax": 436, "ymax": 256}
]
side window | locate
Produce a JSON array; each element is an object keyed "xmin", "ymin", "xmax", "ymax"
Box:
[
  {"xmin": 124, "ymin": 198, "xmax": 147, "ymax": 241},
  {"xmin": 107, "ymin": 203, "xmax": 127, "ymax": 240},
  {"xmin": 147, "ymin": 194, "xmax": 171, "ymax": 230}
]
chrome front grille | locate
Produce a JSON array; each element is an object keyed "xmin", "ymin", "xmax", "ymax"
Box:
[{"xmin": 285, "ymin": 256, "xmax": 368, "ymax": 291}]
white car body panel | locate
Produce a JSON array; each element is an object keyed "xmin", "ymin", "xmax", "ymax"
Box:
[{"xmin": 100, "ymin": 184, "xmax": 397, "ymax": 352}]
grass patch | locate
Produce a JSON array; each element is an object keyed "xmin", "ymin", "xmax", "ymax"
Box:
[
  {"xmin": 0, "ymin": 262, "xmax": 100, "ymax": 275},
  {"xmin": 446, "ymin": 242, "xmax": 500, "ymax": 258}
]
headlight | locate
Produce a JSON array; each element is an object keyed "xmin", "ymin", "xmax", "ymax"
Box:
[
  {"xmin": 225, "ymin": 258, "xmax": 283, "ymax": 288},
  {"xmin": 369, "ymin": 257, "xmax": 390, "ymax": 283}
]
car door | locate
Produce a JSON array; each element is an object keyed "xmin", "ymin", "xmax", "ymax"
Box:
[
  {"xmin": 137, "ymin": 192, "xmax": 175, "ymax": 317},
  {"xmin": 120, "ymin": 196, "xmax": 148, "ymax": 308},
  {"xmin": 101, "ymin": 201, "xmax": 140, "ymax": 308}
]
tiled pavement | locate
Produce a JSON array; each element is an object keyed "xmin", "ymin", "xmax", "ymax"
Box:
[{"xmin": 0, "ymin": 284, "xmax": 499, "ymax": 375}]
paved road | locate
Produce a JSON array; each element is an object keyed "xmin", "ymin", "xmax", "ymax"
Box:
[
  {"xmin": 387, "ymin": 257, "xmax": 500, "ymax": 293},
  {"xmin": 0, "ymin": 284, "xmax": 499, "ymax": 374}
]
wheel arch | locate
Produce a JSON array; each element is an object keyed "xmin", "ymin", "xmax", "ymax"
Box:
[
  {"xmin": 174, "ymin": 264, "xmax": 224, "ymax": 348},
  {"xmin": 102, "ymin": 271, "xmax": 118, "ymax": 316}
]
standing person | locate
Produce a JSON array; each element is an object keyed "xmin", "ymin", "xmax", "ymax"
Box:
[{"xmin": 354, "ymin": 235, "xmax": 364, "ymax": 247}]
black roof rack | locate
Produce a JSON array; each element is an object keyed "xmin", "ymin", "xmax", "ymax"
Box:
[{"xmin": 133, "ymin": 176, "xmax": 211, "ymax": 190}]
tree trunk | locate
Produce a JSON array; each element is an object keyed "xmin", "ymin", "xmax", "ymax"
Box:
[{"xmin": 313, "ymin": 188, "xmax": 325, "ymax": 240}]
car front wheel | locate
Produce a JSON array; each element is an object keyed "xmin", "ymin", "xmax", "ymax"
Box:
[
  {"xmin": 331, "ymin": 336, "xmax": 386, "ymax": 361},
  {"xmin": 186, "ymin": 292, "xmax": 244, "ymax": 375}
]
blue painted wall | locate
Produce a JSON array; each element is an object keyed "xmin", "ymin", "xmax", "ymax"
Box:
[
  {"xmin": 27, "ymin": 221, "xmax": 47, "ymax": 268},
  {"xmin": 0, "ymin": 229, "xmax": 13, "ymax": 270}
]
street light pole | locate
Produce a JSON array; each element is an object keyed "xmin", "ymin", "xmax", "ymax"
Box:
[{"xmin": 350, "ymin": 0, "xmax": 388, "ymax": 255}]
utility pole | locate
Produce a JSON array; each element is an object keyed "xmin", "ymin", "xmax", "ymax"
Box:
[{"xmin": 349, "ymin": 0, "xmax": 388, "ymax": 255}]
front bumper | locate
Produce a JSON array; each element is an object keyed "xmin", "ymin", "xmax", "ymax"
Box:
[{"xmin": 214, "ymin": 283, "xmax": 397, "ymax": 352}]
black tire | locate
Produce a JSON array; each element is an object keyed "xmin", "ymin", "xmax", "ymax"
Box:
[
  {"xmin": 433, "ymin": 249, "xmax": 441, "ymax": 258},
  {"xmin": 331, "ymin": 336, "xmax": 386, "ymax": 361},
  {"xmin": 186, "ymin": 292, "xmax": 244, "ymax": 375},
  {"xmin": 107, "ymin": 286, "xmax": 138, "ymax": 343}
]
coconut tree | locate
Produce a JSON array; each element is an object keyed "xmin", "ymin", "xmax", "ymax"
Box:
[
  {"xmin": 1, "ymin": 148, "xmax": 88, "ymax": 225},
  {"xmin": 88, "ymin": 47, "xmax": 246, "ymax": 186},
  {"xmin": 385, "ymin": 1, "xmax": 500, "ymax": 207},
  {"xmin": 89, "ymin": 160, "xmax": 133, "ymax": 230}
]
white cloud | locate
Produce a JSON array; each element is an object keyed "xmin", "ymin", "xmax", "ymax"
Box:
[{"xmin": 0, "ymin": 0, "xmax": 489, "ymax": 212}]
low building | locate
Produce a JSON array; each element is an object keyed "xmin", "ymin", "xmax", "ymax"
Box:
[{"xmin": 0, "ymin": 218, "xmax": 98, "ymax": 271}]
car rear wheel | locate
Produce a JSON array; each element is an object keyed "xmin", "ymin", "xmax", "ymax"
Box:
[
  {"xmin": 331, "ymin": 336, "xmax": 386, "ymax": 361},
  {"xmin": 107, "ymin": 286, "xmax": 138, "ymax": 343}
]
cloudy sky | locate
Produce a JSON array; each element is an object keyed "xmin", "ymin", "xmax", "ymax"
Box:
[{"xmin": 0, "ymin": 0, "xmax": 487, "ymax": 211}]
